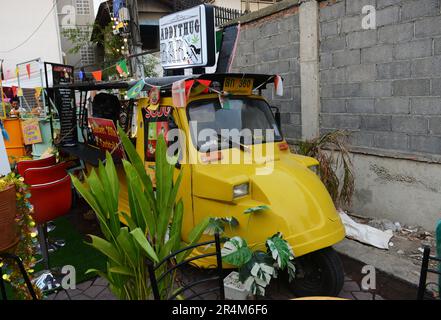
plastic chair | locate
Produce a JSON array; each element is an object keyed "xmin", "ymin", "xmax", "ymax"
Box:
[
  {"xmin": 23, "ymin": 162, "xmax": 70, "ymax": 185},
  {"xmin": 29, "ymin": 175, "xmax": 72, "ymax": 270},
  {"xmin": 16, "ymin": 155, "xmax": 56, "ymax": 177},
  {"xmin": 24, "ymin": 162, "xmax": 71, "ymax": 250}
]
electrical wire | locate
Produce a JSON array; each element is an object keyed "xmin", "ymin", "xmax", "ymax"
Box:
[{"xmin": 0, "ymin": 0, "xmax": 59, "ymax": 53}]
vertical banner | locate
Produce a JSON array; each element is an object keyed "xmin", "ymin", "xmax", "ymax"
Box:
[
  {"xmin": 0, "ymin": 128, "xmax": 11, "ymax": 175},
  {"xmin": 51, "ymin": 63, "xmax": 77, "ymax": 146}
]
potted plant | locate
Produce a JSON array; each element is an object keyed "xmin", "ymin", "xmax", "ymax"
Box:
[
  {"xmin": 221, "ymin": 233, "xmax": 296, "ymax": 298},
  {"xmin": 0, "ymin": 175, "xmax": 18, "ymax": 251},
  {"xmin": 0, "ymin": 173, "xmax": 41, "ymax": 299}
]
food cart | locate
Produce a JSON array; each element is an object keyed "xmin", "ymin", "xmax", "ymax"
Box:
[{"xmin": 54, "ymin": 73, "xmax": 346, "ymax": 296}]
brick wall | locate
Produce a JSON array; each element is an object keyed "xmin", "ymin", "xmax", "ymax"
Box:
[
  {"xmin": 319, "ymin": 0, "xmax": 441, "ymax": 156},
  {"xmin": 231, "ymin": 8, "xmax": 302, "ymax": 140}
]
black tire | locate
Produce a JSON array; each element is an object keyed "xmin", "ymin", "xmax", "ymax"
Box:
[{"xmin": 287, "ymin": 247, "xmax": 344, "ymax": 297}]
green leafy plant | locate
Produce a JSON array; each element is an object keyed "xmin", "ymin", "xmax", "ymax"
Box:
[
  {"xmin": 221, "ymin": 233, "xmax": 295, "ymax": 296},
  {"xmin": 295, "ymin": 130, "xmax": 354, "ymax": 209},
  {"xmin": 71, "ymin": 127, "xmax": 209, "ymax": 300},
  {"xmin": 204, "ymin": 217, "xmax": 239, "ymax": 236}
]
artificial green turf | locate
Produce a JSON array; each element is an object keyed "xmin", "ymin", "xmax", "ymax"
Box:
[
  {"xmin": 4, "ymin": 216, "xmax": 106, "ymax": 299},
  {"xmin": 34, "ymin": 216, "xmax": 106, "ymax": 284}
]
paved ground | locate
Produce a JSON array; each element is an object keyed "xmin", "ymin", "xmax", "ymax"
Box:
[{"xmin": 46, "ymin": 269, "xmax": 385, "ymax": 300}]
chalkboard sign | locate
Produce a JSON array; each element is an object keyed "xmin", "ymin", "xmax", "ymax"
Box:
[{"xmin": 52, "ymin": 64, "xmax": 77, "ymax": 146}]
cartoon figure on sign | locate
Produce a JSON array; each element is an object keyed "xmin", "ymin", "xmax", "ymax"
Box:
[
  {"xmin": 157, "ymin": 122, "xmax": 168, "ymax": 140},
  {"xmin": 149, "ymin": 86, "xmax": 160, "ymax": 106}
]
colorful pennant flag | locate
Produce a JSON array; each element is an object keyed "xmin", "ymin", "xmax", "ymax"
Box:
[
  {"xmin": 15, "ymin": 67, "xmax": 19, "ymax": 78},
  {"xmin": 78, "ymin": 70, "xmax": 85, "ymax": 81},
  {"xmin": 35, "ymin": 87, "xmax": 42, "ymax": 99},
  {"xmin": 17, "ymin": 88, "xmax": 23, "ymax": 97},
  {"xmin": 11, "ymin": 86, "xmax": 17, "ymax": 97},
  {"xmin": 127, "ymin": 79, "xmax": 145, "ymax": 99},
  {"xmin": 116, "ymin": 59, "xmax": 128, "ymax": 76},
  {"xmin": 172, "ymin": 80, "xmax": 187, "ymax": 108},
  {"xmin": 26, "ymin": 64, "xmax": 31, "ymax": 79},
  {"xmin": 0, "ymin": 63, "xmax": 4, "ymax": 81},
  {"xmin": 189, "ymin": 79, "xmax": 211, "ymax": 96},
  {"xmin": 92, "ymin": 70, "xmax": 102, "ymax": 81},
  {"xmin": 274, "ymin": 75, "xmax": 283, "ymax": 96}
]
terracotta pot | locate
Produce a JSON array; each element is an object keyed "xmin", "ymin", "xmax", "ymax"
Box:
[{"xmin": 0, "ymin": 184, "xmax": 19, "ymax": 252}]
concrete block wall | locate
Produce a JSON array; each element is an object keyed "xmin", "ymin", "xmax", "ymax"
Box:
[
  {"xmin": 231, "ymin": 7, "xmax": 302, "ymax": 140},
  {"xmin": 319, "ymin": 0, "xmax": 441, "ymax": 157}
]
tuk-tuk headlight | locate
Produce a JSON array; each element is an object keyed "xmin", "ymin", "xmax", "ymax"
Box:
[
  {"xmin": 308, "ymin": 165, "xmax": 319, "ymax": 175},
  {"xmin": 233, "ymin": 183, "xmax": 249, "ymax": 199}
]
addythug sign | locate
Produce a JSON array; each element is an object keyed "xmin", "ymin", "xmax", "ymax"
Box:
[{"xmin": 159, "ymin": 4, "xmax": 216, "ymax": 69}]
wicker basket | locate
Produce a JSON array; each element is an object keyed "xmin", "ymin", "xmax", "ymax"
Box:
[{"xmin": 0, "ymin": 184, "xmax": 19, "ymax": 252}]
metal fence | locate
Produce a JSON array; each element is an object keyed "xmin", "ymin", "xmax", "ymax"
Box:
[{"xmin": 214, "ymin": 6, "xmax": 242, "ymax": 27}]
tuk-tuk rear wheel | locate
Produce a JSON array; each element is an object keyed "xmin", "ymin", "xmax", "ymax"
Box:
[{"xmin": 286, "ymin": 247, "xmax": 344, "ymax": 297}]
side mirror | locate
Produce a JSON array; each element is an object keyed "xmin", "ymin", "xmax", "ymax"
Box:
[{"xmin": 271, "ymin": 106, "xmax": 282, "ymax": 130}]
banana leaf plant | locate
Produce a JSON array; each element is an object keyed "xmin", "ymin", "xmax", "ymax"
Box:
[{"xmin": 71, "ymin": 127, "xmax": 209, "ymax": 300}]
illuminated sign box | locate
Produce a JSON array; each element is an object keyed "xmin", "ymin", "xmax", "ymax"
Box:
[{"xmin": 160, "ymin": 4, "xmax": 216, "ymax": 69}]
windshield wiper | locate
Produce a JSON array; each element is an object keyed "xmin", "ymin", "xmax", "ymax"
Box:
[{"xmin": 216, "ymin": 133, "xmax": 250, "ymax": 152}]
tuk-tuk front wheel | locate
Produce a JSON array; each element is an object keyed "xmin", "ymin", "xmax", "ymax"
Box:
[{"xmin": 287, "ymin": 247, "xmax": 344, "ymax": 297}]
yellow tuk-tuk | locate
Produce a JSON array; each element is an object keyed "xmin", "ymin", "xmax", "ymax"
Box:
[
  {"xmin": 59, "ymin": 73, "xmax": 346, "ymax": 296},
  {"xmin": 129, "ymin": 73, "xmax": 345, "ymax": 296}
]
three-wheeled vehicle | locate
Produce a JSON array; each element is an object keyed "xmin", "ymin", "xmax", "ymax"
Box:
[{"xmin": 57, "ymin": 73, "xmax": 346, "ymax": 296}]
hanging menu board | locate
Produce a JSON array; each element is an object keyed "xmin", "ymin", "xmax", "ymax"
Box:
[{"xmin": 52, "ymin": 63, "xmax": 77, "ymax": 146}]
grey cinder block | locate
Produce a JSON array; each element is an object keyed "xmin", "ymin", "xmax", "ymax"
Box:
[
  {"xmin": 321, "ymin": 114, "xmax": 362, "ymax": 129},
  {"xmin": 361, "ymin": 45, "xmax": 393, "ymax": 64},
  {"xmin": 376, "ymin": 61, "xmax": 411, "ymax": 79},
  {"xmin": 393, "ymin": 79, "xmax": 430, "ymax": 96},
  {"xmin": 375, "ymin": 97, "xmax": 410, "ymax": 114},
  {"xmin": 346, "ymin": 64, "xmax": 377, "ymax": 82},
  {"xmin": 394, "ymin": 39, "xmax": 432, "ymax": 60},
  {"xmin": 374, "ymin": 132, "xmax": 409, "ymax": 150},
  {"xmin": 401, "ymin": 0, "xmax": 440, "ymax": 21},
  {"xmin": 320, "ymin": 1, "xmax": 346, "ymax": 22},
  {"xmin": 379, "ymin": 23, "xmax": 414, "ymax": 44},
  {"xmin": 428, "ymin": 117, "xmax": 441, "ymax": 135},
  {"xmin": 410, "ymin": 135, "xmax": 441, "ymax": 154},
  {"xmin": 360, "ymin": 82, "xmax": 393, "ymax": 97},
  {"xmin": 411, "ymin": 56, "xmax": 441, "ymax": 78},
  {"xmin": 391, "ymin": 116, "xmax": 428, "ymax": 133},
  {"xmin": 321, "ymin": 98, "xmax": 347, "ymax": 113},
  {"xmin": 361, "ymin": 115, "xmax": 392, "ymax": 131},
  {"xmin": 347, "ymin": 98, "xmax": 375, "ymax": 113},
  {"xmin": 415, "ymin": 16, "xmax": 441, "ymax": 38},
  {"xmin": 347, "ymin": 30, "xmax": 377, "ymax": 49},
  {"xmin": 411, "ymin": 97, "xmax": 441, "ymax": 115},
  {"xmin": 333, "ymin": 49, "xmax": 361, "ymax": 67}
]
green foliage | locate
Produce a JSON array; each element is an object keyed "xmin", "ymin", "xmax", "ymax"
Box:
[
  {"xmin": 243, "ymin": 205, "xmax": 269, "ymax": 214},
  {"xmin": 266, "ymin": 232, "xmax": 294, "ymax": 269},
  {"xmin": 221, "ymin": 237, "xmax": 253, "ymax": 266},
  {"xmin": 295, "ymin": 130, "xmax": 354, "ymax": 209},
  {"xmin": 204, "ymin": 217, "xmax": 239, "ymax": 236},
  {"xmin": 221, "ymin": 233, "xmax": 295, "ymax": 296},
  {"xmin": 72, "ymin": 127, "xmax": 208, "ymax": 300}
]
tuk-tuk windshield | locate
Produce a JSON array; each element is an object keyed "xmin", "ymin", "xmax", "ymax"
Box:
[{"xmin": 187, "ymin": 97, "xmax": 283, "ymax": 151}]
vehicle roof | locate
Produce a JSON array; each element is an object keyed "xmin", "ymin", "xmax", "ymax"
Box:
[
  {"xmin": 52, "ymin": 73, "xmax": 278, "ymax": 92},
  {"xmin": 140, "ymin": 73, "xmax": 277, "ymax": 91}
]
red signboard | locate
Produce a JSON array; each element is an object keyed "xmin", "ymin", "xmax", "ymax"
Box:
[{"xmin": 88, "ymin": 117, "xmax": 124, "ymax": 159}]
